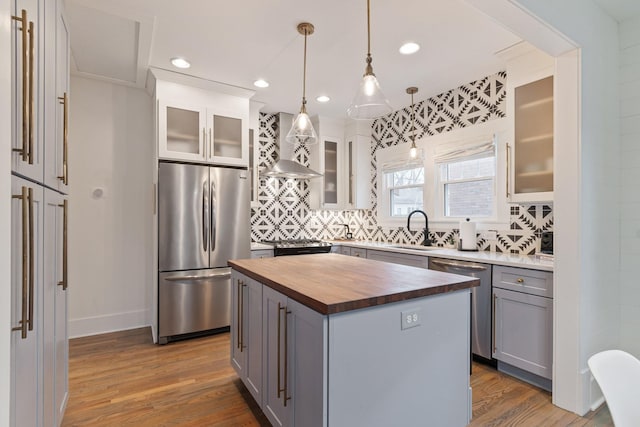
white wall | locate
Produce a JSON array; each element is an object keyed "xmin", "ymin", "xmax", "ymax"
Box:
[
  {"xmin": 1, "ymin": 0, "xmax": 13, "ymax": 424},
  {"xmin": 619, "ymin": 16, "xmax": 640, "ymax": 356},
  {"xmin": 469, "ymin": 0, "xmax": 622, "ymax": 415},
  {"xmin": 512, "ymin": 0, "xmax": 621, "ymax": 415},
  {"xmin": 68, "ymin": 76, "xmax": 153, "ymax": 337}
]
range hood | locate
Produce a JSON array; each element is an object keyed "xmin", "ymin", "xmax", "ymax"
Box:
[{"xmin": 260, "ymin": 113, "xmax": 322, "ymax": 179}]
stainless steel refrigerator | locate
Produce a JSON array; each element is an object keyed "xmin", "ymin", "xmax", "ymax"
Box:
[{"xmin": 157, "ymin": 162, "xmax": 249, "ymax": 344}]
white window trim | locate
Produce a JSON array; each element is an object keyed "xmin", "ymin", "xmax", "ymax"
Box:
[{"xmin": 376, "ymin": 118, "xmax": 510, "ymax": 231}]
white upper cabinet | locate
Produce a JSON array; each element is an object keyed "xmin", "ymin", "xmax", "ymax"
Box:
[
  {"xmin": 151, "ymin": 69, "xmax": 253, "ymax": 167},
  {"xmin": 158, "ymin": 100, "xmax": 207, "ymax": 162},
  {"xmin": 44, "ymin": 0, "xmax": 70, "ymax": 193},
  {"xmin": 498, "ymin": 42, "xmax": 555, "ymax": 204},
  {"xmin": 308, "ymin": 117, "xmax": 372, "ymax": 211},
  {"xmin": 344, "ymin": 133, "xmax": 371, "ymax": 210},
  {"xmin": 11, "ymin": 0, "xmax": 44, "ymax": 182},
  {"xmin": 309, "ymin": 116, "xmax": 346, "ymax": 210}
]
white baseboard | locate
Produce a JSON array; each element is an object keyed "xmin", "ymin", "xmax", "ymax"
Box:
[
  {"xmin": 580, "ymin": 367, "xmax": 605, "ymax": 413},
  {"xmin": 69, "ymin": 309, "xmax": 150, "ymax": 338}
]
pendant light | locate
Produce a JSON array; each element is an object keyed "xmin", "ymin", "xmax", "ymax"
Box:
[
  {"xmin": 407, "ymin": 87, "xmax": 419, "ymax": 158},
  {"xmin": 285, "ymin": 23, "xmax": 318, "ymax": 145},
  {"xmin": 347, "ymin": 0, "xmax": 393, "ymax": 120}
]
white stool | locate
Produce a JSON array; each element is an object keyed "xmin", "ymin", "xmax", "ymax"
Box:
[{"xmin": 588, "ymin": 349, "xmax": 640, "ymax": 427}]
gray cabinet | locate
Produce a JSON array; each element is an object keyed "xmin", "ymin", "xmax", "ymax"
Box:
[
  {"xmin": 367, "ymin": 249, "xmax": 428, "ymax": 268},
  {"xmin": 492, "ymin": 266, "xmax": 553, "ymax": 389},
  {"xmin": 11, "ymin": 177, "xmax": 44, "ymax": 427},
  {"xmin": 262, "ymin": 286, "xmax": 325, "ymax": 427},
  {"xmin": 251, "ymin": 249, "xmax": 273, "ymax": 259},
  {"xmin": 230, "ymin": 272, "xmax": 263, "ymax": 404},
  {"xmin": 230, "ymin": 267, "xmax": 472, "ymax": 426},
  {"xmin": 43, "ymin": 189, "xmax": 68, "ymax": 427}
]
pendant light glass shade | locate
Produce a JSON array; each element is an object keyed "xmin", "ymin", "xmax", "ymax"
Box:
[
  {"xmin": 286, "ymin": 23, "xmax": 318, "ymax": 145},
  {"xmin": 285, "ymin": 106, "xmax": 317, "ymax": 145},
  {"xmin": 347, "ymin": 0, "xmax": 393, "ymax": 120},
  {"xmin": 347, "ymin": 72, "xmax": 393, "ymax": 119}
]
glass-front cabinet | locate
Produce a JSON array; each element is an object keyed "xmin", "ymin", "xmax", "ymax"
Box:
[
  {"xmin": 345, "ymin": 135, "xmax": 371, "ymax": 210},
  {"xmin": 155, "ymin": 77, "xmax": 250, "ymax": 168},
  {"xmin": 159, "ymin": 101, "xmax": 247, "ymax": 166},
  {"xmin": 309, "ymin": 136, "xmax": 343, "ymax": 209},
  {"xmin": 509, "ymin": 75, "xmax": 553, "ymax": 202},
  {"xmin": 159, "ymin": 102, "xmax": 207, "ymax": 162}
]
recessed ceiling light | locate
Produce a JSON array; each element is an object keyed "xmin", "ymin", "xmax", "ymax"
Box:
[
  {"xmin": 399, "ymin": 42, "xmax": 420, "ymax": 55},
  {"xmin": 254, "ymin": 79, "xmax": 270, "ymax": 88},
  {"xmin": 316, "ymin": 95, "xmax": 330, "ymax": 103},
  {"xmin": 170, "ymin": 57, "xmax": 191, "ymax": 69}
]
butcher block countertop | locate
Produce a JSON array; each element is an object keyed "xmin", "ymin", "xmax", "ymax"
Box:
[{"xmin": 228, "ymin": 253, "xmax": 479, "ymax": 315}]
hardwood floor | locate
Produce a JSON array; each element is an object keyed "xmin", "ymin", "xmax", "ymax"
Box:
[{"xmin": 63, "ymin": 328, "xmax": 612, "ymax": 426}]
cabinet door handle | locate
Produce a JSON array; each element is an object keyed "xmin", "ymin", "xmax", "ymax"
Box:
[
  {"xmin": 27, "ymin": 187, "xmax": 34, "ymax": 331},
  {"xmin": 209, "ymin": 128, "xmax": 213, "ymax": 159},
  {"xmin": 57, "ymin": 93, "xmax": 69, "ymax": 184},
  {"xmin": 202, "ymin": 128, "xmax": 206, "ymax": 158},
  {"xmin": 12, "ymin": 187, "xmax": 29, "ymax": 338},
  {"xmin": 12, "ymin": 10, "xmax": 29, "ymax": 163},
  {"xmin": 57, "ymin": 200, "xmax": 68, "ymax": 290},
  {"xmin": 277, "ymin": 303, "xmax": 284, "ymax": 399},
  {"xmin": 240, "ymin": 282, "xmax": 247, "ymax": 351},
  {"xmin": 27, "ymin": 20, "xmax": 34, "ymax": 165},
  {"xmin": 492, "ymin": 293, "xmax": 497, "ymax": 354},
  {"xmin": 236, "ymin": 280, "xmax": 244, "ymax": 350},
  {"xmin": 506, "ymin": 143, "xmax": 511, "ymax": 198},
  {"xmin": 516, "ymin": 278, "xmax": 524, "ymax": 283},
  {"xmin": 283, "ymin": 307, "xmax": 291, "ymax": 406}
]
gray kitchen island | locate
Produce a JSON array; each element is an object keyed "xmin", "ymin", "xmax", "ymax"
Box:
[{"xmin": 228, "ymin": 253, "xmax": 479, "ymax": 427}]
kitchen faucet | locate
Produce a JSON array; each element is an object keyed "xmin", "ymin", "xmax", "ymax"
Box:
[
  {"xmin": 341, "ymin": 223, "xmax": 353, "ymax": 240},
  {"xmin": 407, "ymin": 210, "xmax": 432, "ymax": 246}
]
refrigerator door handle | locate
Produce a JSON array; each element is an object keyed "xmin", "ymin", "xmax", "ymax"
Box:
[
  {"xmin": 164, "ymin": 272, "xmax": 232, "ymax": 282},
  {"xmin": 210, "ymin": 177, "xmax": 217, "ymax": 252},
  {"xmin": 202, "ymin": 180, "xmax": 209, "ymax": 252}
]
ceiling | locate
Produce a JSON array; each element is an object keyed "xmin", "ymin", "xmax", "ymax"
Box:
[{"xmin": 66, "ymin": 0, "xmax": 639, "ymax": 119}]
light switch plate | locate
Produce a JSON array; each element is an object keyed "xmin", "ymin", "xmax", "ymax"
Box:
[{"xmin": 401, "ymin": 308, "xmax": 421, "ymax": 330}]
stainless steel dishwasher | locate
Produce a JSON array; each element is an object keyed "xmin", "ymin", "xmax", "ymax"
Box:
[{"xmin": 429, "ymin": 258, "xmax": 492, "ymax": 361}]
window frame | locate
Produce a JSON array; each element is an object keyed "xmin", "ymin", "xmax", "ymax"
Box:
[
  {"xmin": 435, "ymin": 151, "xmax": 497, "ymax": 220},
  {"xmin": 375, "ymin": 119, "xmax": 509, "ymax": 230}
]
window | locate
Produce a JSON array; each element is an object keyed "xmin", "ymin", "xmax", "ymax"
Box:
[
  {"xmin": 376, "ymin": 122, "xmax": 507, "ymax": 228},
  {"xmin": 439, "ymin": 155, "xmax": 495, "ymax": 217},
  {"xmin": 385, "ymin": 166, "xmax": 424, "ymax": 216}
]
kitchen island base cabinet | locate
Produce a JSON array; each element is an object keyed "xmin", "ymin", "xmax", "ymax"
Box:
[
  {"xmin": 327, "ymin": 290, "xmax": 472, "ymax": 427},
  {"xmin": 231, "ymin": 273, "xmax": 263, "ymax": 404},
  {"xmin": 231, "ymin": 269, "xmax": 472, "ymax": 427},
  {"xmin": 262, "ymin": 287, "xmax": 326, "ymax": 427}
]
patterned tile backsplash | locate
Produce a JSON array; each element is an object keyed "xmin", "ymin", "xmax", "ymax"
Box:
[{"xmin": 250, "ymin": 71, "xmax": 554, "ymax": 255}]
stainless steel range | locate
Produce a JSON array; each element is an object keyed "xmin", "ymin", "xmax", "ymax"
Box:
[{"xmin": 262, "ymin": 239, "xmax": 332, "ymax": 256}]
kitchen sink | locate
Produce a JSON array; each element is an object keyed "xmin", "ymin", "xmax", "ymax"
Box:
[{"xmin": 388, "ymin": 245, "xmax": 440, "ymax": 251}]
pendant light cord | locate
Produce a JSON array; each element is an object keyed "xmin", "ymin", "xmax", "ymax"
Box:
[
  {"xmin": 301, "ymin": 28, "xmax": 308, "ymax": 112},
  {"xmin": 367, "ymin": 0, "xmax": 371, "ymax": 56},
  {"xmin": 411, "ymin": 92, "xmax": 416, "ymax": 143}
]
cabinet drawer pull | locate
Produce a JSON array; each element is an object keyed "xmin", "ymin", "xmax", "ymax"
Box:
[
  {"xmin": 516, "ymin": 278, "xmax": 524, "ymax": 283},
  {"xmin": 283, "ymin": 307, "xmax": 291, "ymax": 406}
]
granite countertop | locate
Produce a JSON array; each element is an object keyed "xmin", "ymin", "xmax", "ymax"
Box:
[
  {"xmin": 228, "ymin": 253, "xmax": 479, "ymax": 315},
  {"xmin": 329, "ymin": 240, "xmax": 554, "ymax": 272}
]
